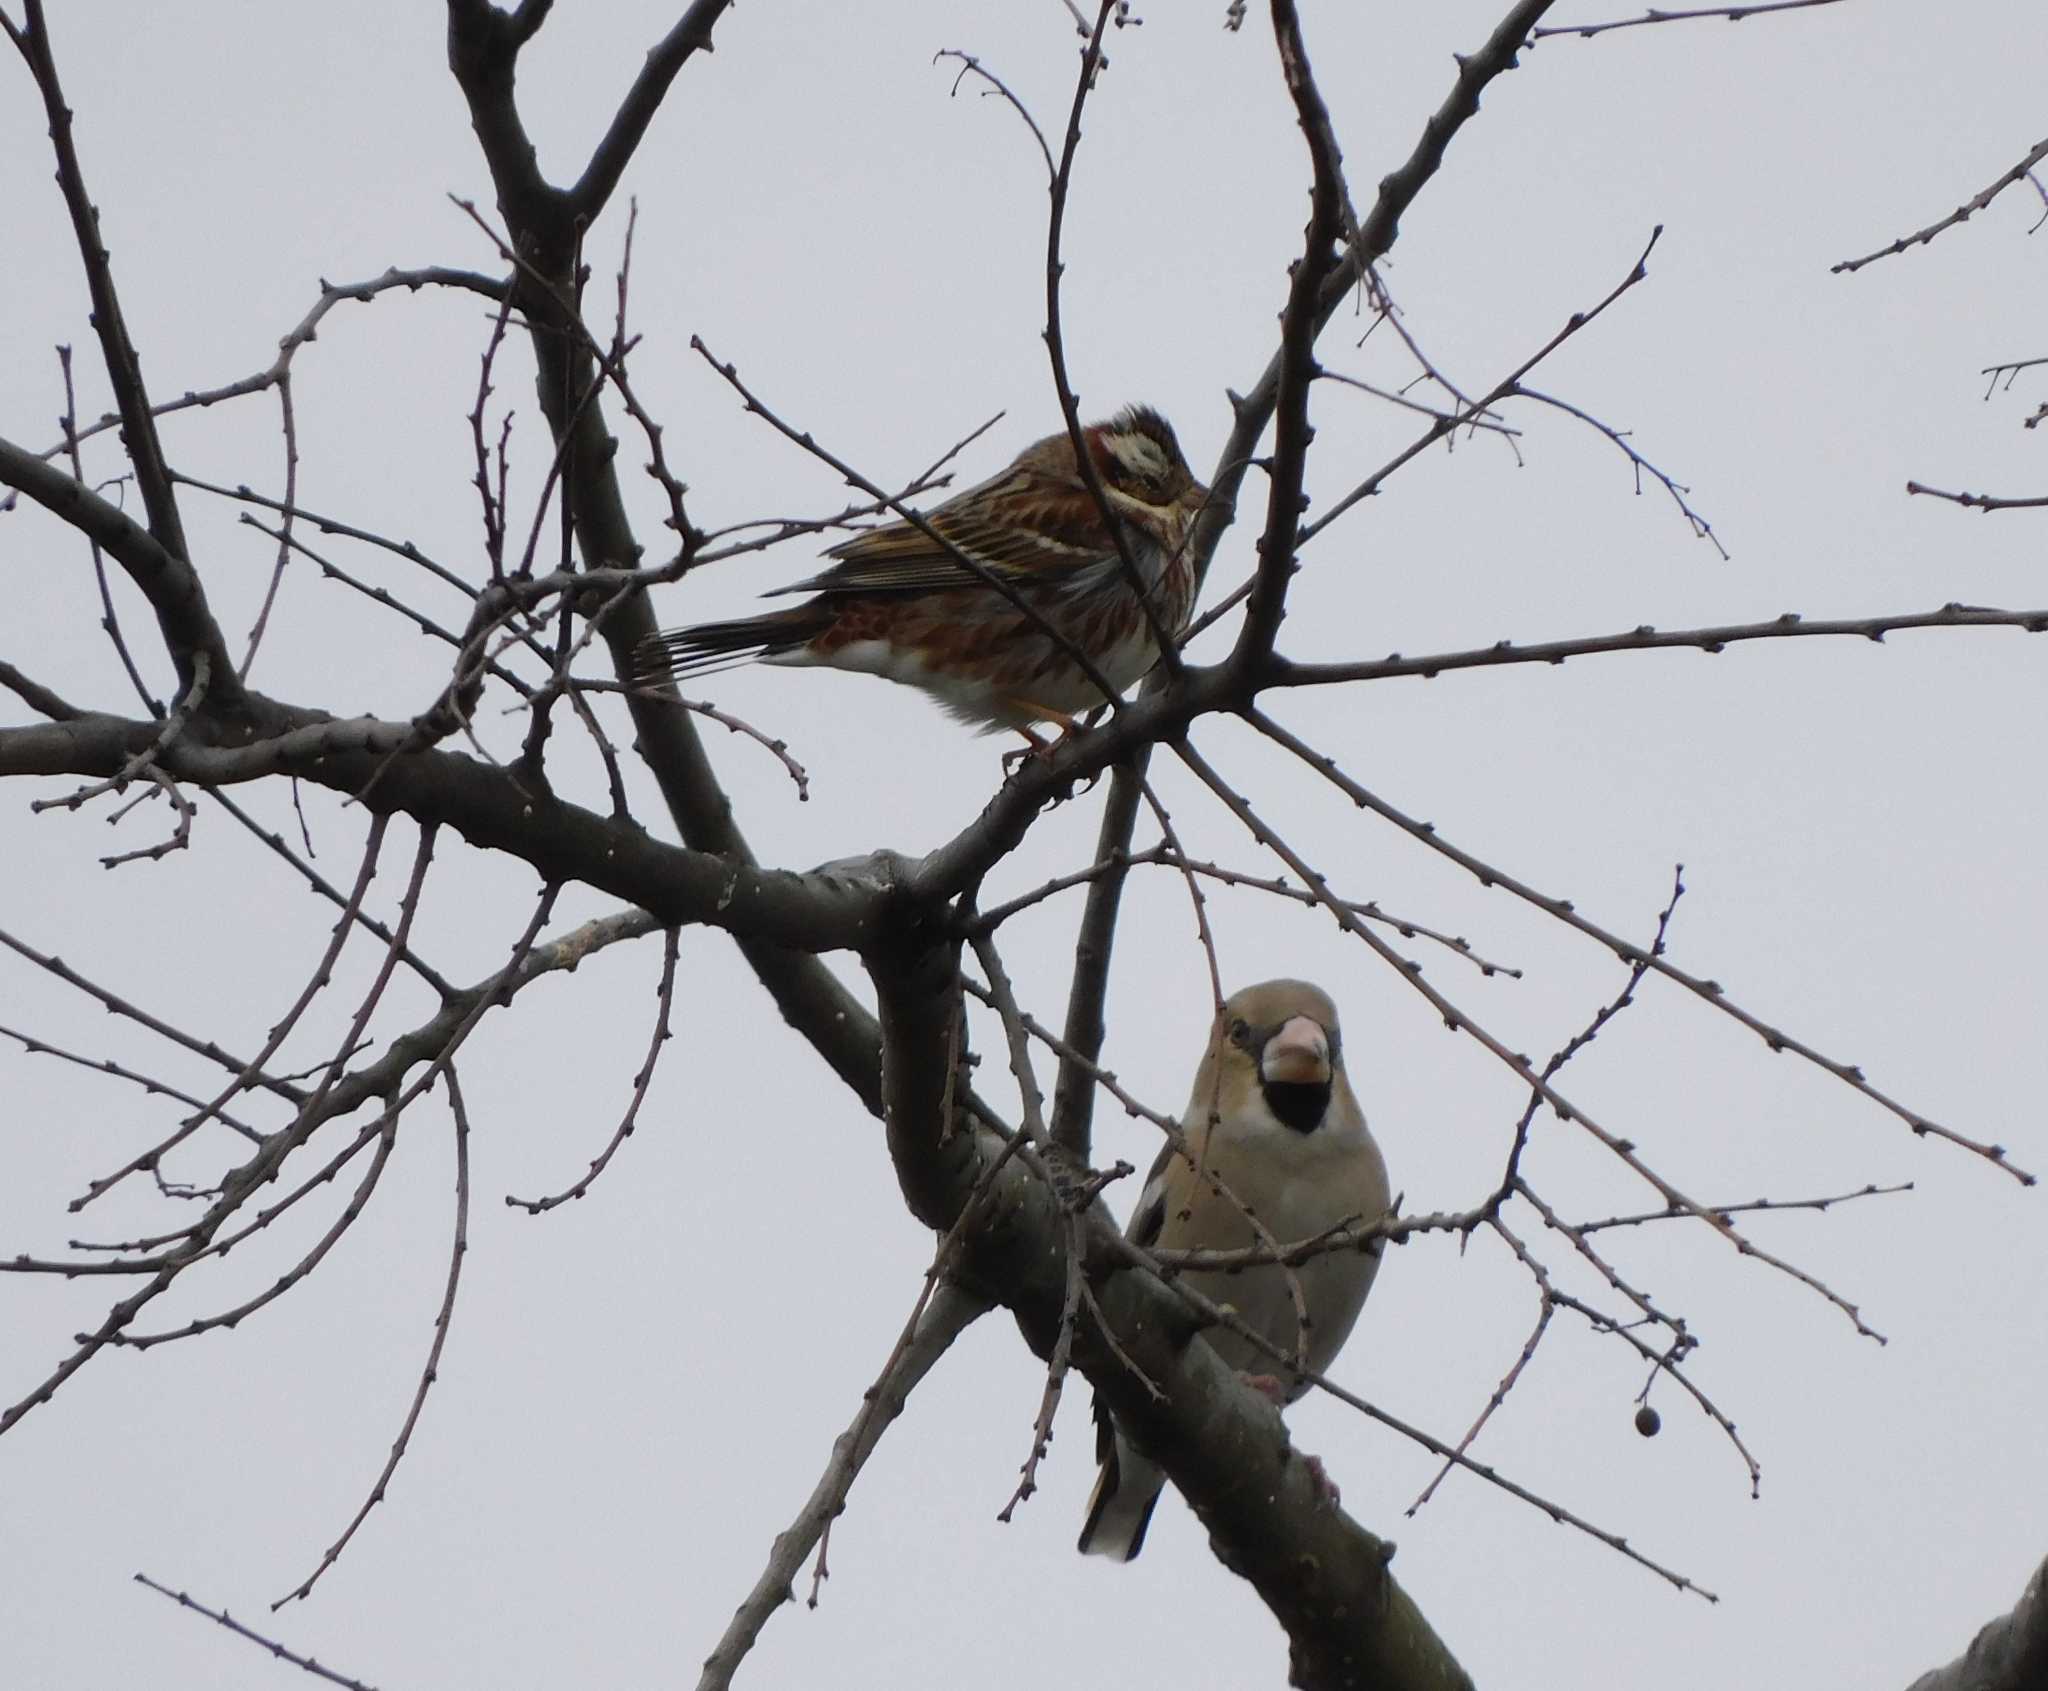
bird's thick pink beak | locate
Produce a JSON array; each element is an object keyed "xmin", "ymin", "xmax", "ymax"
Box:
[{"xmin": 1260, "ymin": 1016, "xmax": 1330, "ymax": 1086}]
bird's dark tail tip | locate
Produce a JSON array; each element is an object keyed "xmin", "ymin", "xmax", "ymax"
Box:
[{"xmin": 631, "ymin": 612, "xmax": 818, "ymax": 689}]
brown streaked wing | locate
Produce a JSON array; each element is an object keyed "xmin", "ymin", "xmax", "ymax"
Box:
[{"xmin": 773, "ymin": 490, "xmax": 1114, "ymax": 599}]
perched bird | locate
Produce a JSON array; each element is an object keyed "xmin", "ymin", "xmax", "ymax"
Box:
[
  {"xmin": 1077, "ymin": 979, "xmax": 1391, "ymax": 1562},
  {"xmin": 634, "ymin": 406, "xmax": 1207, "ymax": 736}
]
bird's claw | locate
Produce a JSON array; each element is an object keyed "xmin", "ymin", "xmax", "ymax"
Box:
[{"xmin": 1001, "ymin": 738, "xmax": 1054, "ymax": 780}]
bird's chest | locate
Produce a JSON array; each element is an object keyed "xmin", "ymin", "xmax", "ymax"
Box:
[{"xmin": 1186, "ymin": 1118, "xmax": 1367, "ymax": 1220}]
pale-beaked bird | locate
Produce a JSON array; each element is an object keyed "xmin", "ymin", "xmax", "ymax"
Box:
[{"xmin": 1077, "ymin": 979, "xmax": 1391, "ymax": 1562}]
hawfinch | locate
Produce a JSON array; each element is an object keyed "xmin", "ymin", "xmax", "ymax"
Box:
[{"xmin": 1077, "ymin": 979, "xmax": 1391, "ymax": 1561}]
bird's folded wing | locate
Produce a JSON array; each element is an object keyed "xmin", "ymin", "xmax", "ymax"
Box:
[
  {"xmin": 1126, "ymin": 1137, "xmax": 1178, "ymax": 1249},
  {"xmin": 771, "ymin": 504, "xmax": 1114, "ymax": 598}
]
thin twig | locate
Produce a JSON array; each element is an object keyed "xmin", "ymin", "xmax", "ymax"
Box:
[
  {"xmin": 40, "ymin": 266, "xmax": 509, "ymax": 463},
  {"xmin": 1276, "ymin": 601, "xmax": 2048, "ymax": 688},
  {"xmin": 1177, "ymin": 734, "xmax": 1892, "ymax": 1338},
  {"xmin": 1040, "ymin": 0, "xmax": 1183, "ymax": 669},
  {"xmin": 966, "ymin": 842, "xmax": 1521, "ymax": 976},
  {"xmin": 1514, "ymin": 384, "xmax": 1727, "ymax": 557},
  {"xmin": 55, "ymin": 344, "xmax": 159, "ymax": 714},
  {"xmin": 133, "ymin": 1574, "xmax": 383, "ymax": 1691},
  {"xmin": 1577, "ymin": 1180, "xmax": 1914, "ymax": 1234},
  {"xmin": 1834, "ymin": 137, "xmax": 2048, "ymax": 275},
  {"xmin": 1532, "ymin": 0, "xmax": 1845, "ymax": 42},
  {"xmin": 1096, "ymin": 1227, "xmax": 1718, "ymax": 1600},
  {"xmin": 508, "ymin": 927, "xmax": 681, "ymax": 1211},
  {"xmin": 0, "ymin": 1022, "xmax": 263, "ymax": 1142},
  {"xmin": 1904, "ymin": 482, "xmax": 2048, "ymax": 514},
  {"xmin": 1301, "ymin": 228, "xmax": 1664, "ymax": 545},
  {"xmin": 68, "ymin": 813, "xmax": 392, "ymax": 1210},
  {"xmin": 1247, "ymin": 707, "xmax": 2034, "ymax": 1185},
  {"xmin": 275, "ymin": 1064, "xmax": 474, "ymax": 1605}
]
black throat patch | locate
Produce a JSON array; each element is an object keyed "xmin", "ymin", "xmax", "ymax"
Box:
[{"xmin": 1261, "ymin": 1079, "xmax": 1331, "ymax": 1135}]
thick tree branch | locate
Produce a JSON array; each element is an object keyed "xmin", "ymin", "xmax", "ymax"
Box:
[
  {"xmin": 568, "ymin": 1, "xmax": 733, "ymax": 221},
  {"xmin": 0, "ymin": 435, "xmax": 234, "ymax": 705},
  {"xmin": 905, "ymin": 665, "xmax": 1236, "ymax": 899},
  {"xmin": 444, "ymin": 0, "xmax": 883, "ymax": 1110},
  {"xmin": 870, "ymin": 943, "xmax": 1471, "ymax": 1690},
  {"xmin": 1906, "ymin": 1553, "xmax": 2048, "ymax": 1691},
  {"xmin": 8, "ymin": 1, "xmax": 220, "ymax": 696},
  {"xmin": 1048, "ymin": 769, "xmax": 1145, "ymax": 1157},
  {"xmin": 1040, "ymin": 0, "xmax": 1558, "ymax": 1161},
  {"xmin": 444, "ymin": 0, "xmax": 558, "ymax": 230},
  {"xmin": 0, "ymin": 704, "xmax": 898, "ymax": 951},
  {"xmin": 0, "ymin": 659, "xmax": 83, "ymax": 722},
  {"xmin": 1232, "ymin": 0, "xmax": 1344, "ymax": 666},
  {"xmin": 883, "ymin": 593, "xmax": 2048, "ymax": 914}
]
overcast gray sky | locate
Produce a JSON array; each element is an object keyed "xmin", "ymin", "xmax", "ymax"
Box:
[{"xmin": 3, "ymin": 2, "xmax": 2045, "ymax": 1688}]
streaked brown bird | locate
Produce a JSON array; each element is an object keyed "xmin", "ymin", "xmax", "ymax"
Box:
[
  {"xmin": 634, "ymin": 406, "xmax": 1207, "ymax": 735},
  {"xmin": 1078, "ymin": 979, "xmax": 1392, "ymax": 1562}
]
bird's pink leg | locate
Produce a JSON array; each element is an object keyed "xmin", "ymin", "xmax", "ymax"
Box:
[
  {"xmin": 1237, "ymin": 1372, "xmax": 1341, "ymax": 1505},
  {"xmin": 999, "ymin": 704, "xmax": 1080, "ymax": 774}
]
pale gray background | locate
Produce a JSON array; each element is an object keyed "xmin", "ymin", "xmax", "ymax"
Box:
[{"xmin": 2, "ymin": 2, "xmax": 2044, "ymax": 1688}]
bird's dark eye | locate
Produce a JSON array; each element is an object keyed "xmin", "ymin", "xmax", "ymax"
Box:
[
  {"xmin": 1103, "ymin": 458, "xmax": 1155, "ymax": 496},
  {"xmin": 1099, "ymin": 428, "xmax": 1172, "ymax": 496},
  {"xmin": 1228, "ymin": 1017, "xmax": 1252, "ymax": 1047}
]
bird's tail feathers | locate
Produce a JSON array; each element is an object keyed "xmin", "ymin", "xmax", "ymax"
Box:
[
  {"xmin": 632, "ymin": 609, "xmax": 824, "ymax": 687},
  {"xmin": 1077, "ymin": 1420, "xmax": 1164, "ymax": 1561}
]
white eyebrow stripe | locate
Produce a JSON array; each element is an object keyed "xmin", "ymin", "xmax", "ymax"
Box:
[{"xmin": 1103, "ymin": 431, "xmax": 1168, "ymax": 479}]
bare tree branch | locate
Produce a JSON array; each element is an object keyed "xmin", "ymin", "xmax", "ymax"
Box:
[
  {"xmin": 1033, "ymin": 0, "xmax": 1561, "ymax": 1164},
  {"xmin": 568, "ymin": 1, "xmax": 733, "ymax": 221},
  {"xmin": 0, "ymin": 435, "xmax": 233, "ymax": 699},
  {"xmin": 696, "ymin": 1282, "xmax": 989, "ymax": 1691},
  {"xmin": 1247, "ymin": 707, "xmax": 2034, "ymax": 1185},
  {"xmin": 1532, "ymin": 0, "xmax": 1846, "ymax": 42},
  {"xmin": 1834, "ymin": 137, "xmax": 2048, "ymax": 275},
  {"xmin": 0, "ymin": 704, "xmax": 897, "ymax": 952},
  {"xmin": 443, "ymin": 0, "xmax": 884, "ymax": 1111},
  {"xmin": 6, "ymin": 2, "xmax": 217, "ymax": 692},
  {"xmin": 1905, "ymin": 481, "xmax": 2048, "ymax": 514},
  {"xmin": 38, "ymin": 267, "xmax": 509, "ymax": 464},
  {"xmin": 1232, "ymin": 0, "xmax": 1347, "ymax": 666},
  {"xmin": 1905, "ymin": 1553, "xmax": 2048, "ymax": 1691},
  {"xmin": 1279, "ymin": 601, "xmax": 2048, "ymax": 686},
  {"xmin": 134, "ymin": 1574, "xmax": 383, "ymax": 1691}
]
